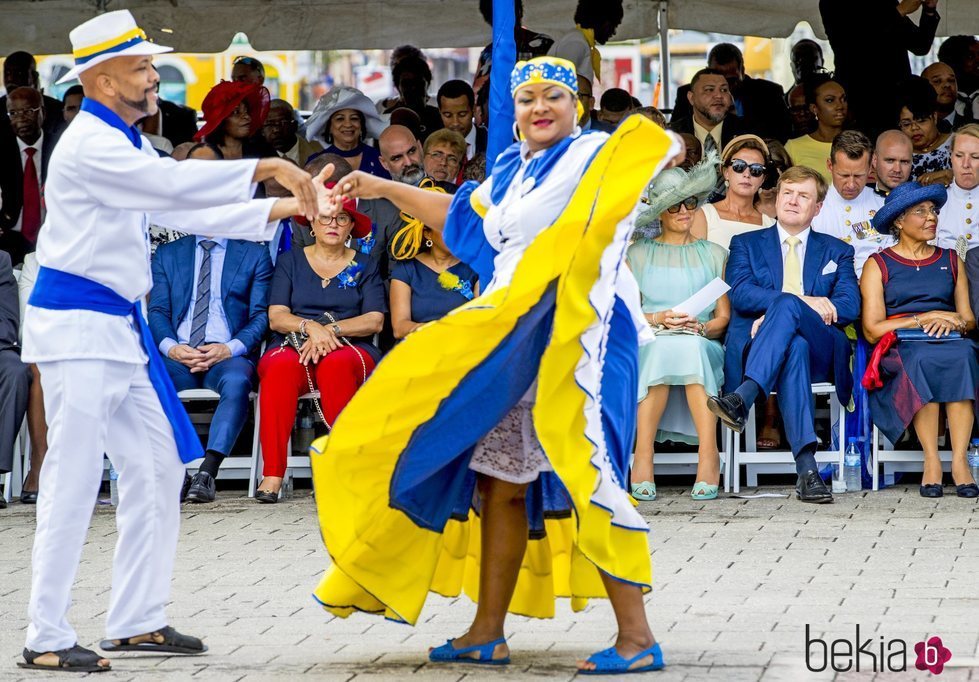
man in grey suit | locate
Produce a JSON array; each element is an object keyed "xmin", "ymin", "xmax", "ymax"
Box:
[{"xmin": 0, "ymin": 250, "xmax": 31, "ymax": 507}]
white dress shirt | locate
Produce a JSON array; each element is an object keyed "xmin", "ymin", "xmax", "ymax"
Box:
[
  {"xmin": 464, "ymin": 126, "xmax": 478, "ymax": 159},
  {"xmin": 22, "ymin": 108, "xmax": 278, "ymax": 364},
  {"xmin": 936, "ymin": 182, "xmax": 979, "ymax": 253},
  {"xmin": 776, "ymin": 223, "xmax": 811, "ymax": 294},
  {"xmin": 14, "ymin": 132, "xmax": 44, "ymax": 232},
  {"xmin": 810, "ymin": 185, "xmax": 889, "ymax": 278}
]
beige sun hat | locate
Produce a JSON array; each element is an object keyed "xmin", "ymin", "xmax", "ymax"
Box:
[{"xmin": 57, "ymin": 10, "xmax": 172, "ymax": 85}]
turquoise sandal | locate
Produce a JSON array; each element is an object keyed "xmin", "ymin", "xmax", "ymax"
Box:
[
  {"xmin": 429, "ymin": 637, "xmax": 509, "ymax": 665},
  {"xmin": 579, "ymin": 642, "xmax": 665, "ymax": 675},
  {"xmin": 691, "ymin": 481, "xmax": 719, "ymax": 500},
  {"xmin": 631, "ymin": 481, "xmax": 656, "ymax": 501}
]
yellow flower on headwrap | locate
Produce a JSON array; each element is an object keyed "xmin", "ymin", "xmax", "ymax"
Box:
[{"xmin": 391, "ymin": 179, "xmax": 448, "ymax": 261}]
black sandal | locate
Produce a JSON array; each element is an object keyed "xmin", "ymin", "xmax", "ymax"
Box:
[
  {"xmin": 18, "ymin": 645, "xmax": 111, "ymax": 672},
  {"xmin": 99, "ymin": 626, "xmax": 207, "ymax": 655}
]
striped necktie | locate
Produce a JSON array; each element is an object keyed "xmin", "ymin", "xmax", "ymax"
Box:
[{"xmin": 188, "ymin": 240, "xmax": 217, "ymax": 348}]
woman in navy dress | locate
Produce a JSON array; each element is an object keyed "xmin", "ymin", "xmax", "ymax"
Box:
[
  {"xmin": 389, "ymin": 189, "xmax": 478, "ymax": 338},
  {"xmin": 861, "ymin": 182, "xmax": 979, "ymax": 498},
  {"xmin": 256, "ymin": 195, "xmax": 386, "ymax": 502}
]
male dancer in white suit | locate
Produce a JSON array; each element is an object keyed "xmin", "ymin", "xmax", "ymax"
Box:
[{"xmin": 18, "ymin": 10, "xmax": 331, "ymax": 673}]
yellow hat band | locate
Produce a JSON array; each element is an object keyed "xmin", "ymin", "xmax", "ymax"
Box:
[{"xmin": 73, "ymin": 27, "xmax": 148, "ymax": 63}]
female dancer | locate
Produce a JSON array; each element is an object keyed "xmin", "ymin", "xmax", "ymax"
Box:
[{"xmin": 312, "ymin": 57, "xmax": 682, "ymax": 675}]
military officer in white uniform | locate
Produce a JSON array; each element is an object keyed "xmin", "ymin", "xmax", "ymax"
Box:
[
  {"xmin": 18, "ymin": 11, "xmax": 329, "ymax": 674},
  {"xmin": 811, "ymin": 130, "xmax": 890, "ymax": 278},
  {"xmin": 937, "ymin": 125, "xmax": 979, "ymax": 260}
]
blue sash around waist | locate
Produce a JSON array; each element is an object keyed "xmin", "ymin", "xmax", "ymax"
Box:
[{"xmin": 28, "ymin": 266, "xmax": 203, "ymax": 463}]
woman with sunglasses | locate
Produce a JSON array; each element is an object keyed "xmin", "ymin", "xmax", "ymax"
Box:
[
  {"xmin": 255, "ymin": 195, "xmax": 385, "ymax": 502},
  {"xmin": 862, "ymin": 182, "xmax": 979, "ymax": 498},
  {"xmin": 629, "ymin": 156, "xmax": 730, "ymax": 502},
  {"xmin": 897, "ymin": 77, "xmax": 952, "ymax": 187},
  {"xmin": 691, "ymin": 135, "xmax": 775, "ymax": 250},
  {"xmin": 785, "ymin": 73, "xmax": 848, "ymax": 184}
]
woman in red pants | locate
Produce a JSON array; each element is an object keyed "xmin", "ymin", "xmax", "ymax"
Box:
[{"xmin": 257, "ymin": 194, "xmax": 385, "ymax": 502}]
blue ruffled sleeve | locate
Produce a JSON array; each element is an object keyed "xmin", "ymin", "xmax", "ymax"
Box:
[{"xmin": 443, "ymin": 179, "xmax": 498, "ymax": 288}]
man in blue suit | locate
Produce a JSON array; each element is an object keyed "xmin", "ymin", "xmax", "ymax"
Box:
[
  {"xmin": 149, "ymin": 236, "xmax": 273, "ymax": 502},
  {"xmin": 708, "ymin": 166, "xmax": 860, "ymax": 503}
]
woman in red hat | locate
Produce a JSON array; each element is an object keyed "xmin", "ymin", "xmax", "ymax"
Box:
[
  {"xmin": 195, "ymin": 80, "xmax": 275, "ymax": 161},
  {"xmin": 255, "ymin": 193, "xmax": 385, "ymax": 502}
]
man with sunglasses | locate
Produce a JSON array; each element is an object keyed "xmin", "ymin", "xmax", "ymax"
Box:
[{"xmin": 812, "ymin": 130, "xmax": 891, "ymax": 277}]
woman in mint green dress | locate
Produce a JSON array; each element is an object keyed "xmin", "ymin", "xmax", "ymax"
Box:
[{"xmin": 627, "ymin": 153, "xmax": 729, "ymax": 501}]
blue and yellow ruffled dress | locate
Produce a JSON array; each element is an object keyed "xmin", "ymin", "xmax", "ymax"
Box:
[{"xmin": 309, "ymin": 117, "xmax": 678, "ymax": 624}]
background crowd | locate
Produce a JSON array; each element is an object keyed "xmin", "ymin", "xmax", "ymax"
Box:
[{"xmin": 1, "ymin": 0, "xmax": 979, "ymax": 506}]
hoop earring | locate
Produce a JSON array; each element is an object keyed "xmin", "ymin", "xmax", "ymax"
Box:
[
  {"xmin": 512, "ymin": 121, "xmax": 520, "ymax": 141},
  {"xmin": 425, "ymin": 238, "xmax": 433, "ymax": 248}
]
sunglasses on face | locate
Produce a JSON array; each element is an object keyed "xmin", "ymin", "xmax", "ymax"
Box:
[
  {"xmin": 666, "ymin": 196, "xmax": 699, "ymax": 213},
  {"xmin": 725, "ymin": 159, "xmax": 767, "ymax": 177}
]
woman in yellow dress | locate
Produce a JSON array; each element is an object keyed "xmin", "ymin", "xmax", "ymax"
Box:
[{"xmin": 312, "ymin": 57, "xmax": 683, "ymax": 675}]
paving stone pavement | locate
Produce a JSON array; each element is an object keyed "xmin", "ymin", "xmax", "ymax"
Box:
[{"xmin": 2, "ymin": 485, "xmax": 979, "ymax": 681}]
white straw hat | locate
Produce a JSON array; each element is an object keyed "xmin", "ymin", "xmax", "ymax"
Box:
[{"xmin": 57, "ymin": 10, "xmax": 172, "ymax": 85}]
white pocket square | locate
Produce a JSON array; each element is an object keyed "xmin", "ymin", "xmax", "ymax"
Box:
[{"xmin": 821, "ymin": 261, "xmax": 838, "ymax": 275}]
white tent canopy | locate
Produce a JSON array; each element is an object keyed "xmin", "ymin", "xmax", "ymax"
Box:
[
  {"xmin": 1, "ymin": 0, "xmax": 661, "ymax": 55},
  {"xmin": 663, "ymin": 0, "xmax": 979, "ymax": 40},
  {"xmin": 2, "ymin": 0, "xmax": 975, "ymax": 56}
]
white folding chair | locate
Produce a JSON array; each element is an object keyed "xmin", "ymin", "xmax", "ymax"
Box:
[
  {"xmin": 177, "ymin": 388, "xmax": 259, "ymax": 483},
  {"xmin": 731, "ymin": 382, "xmax": 846, "ymax": 492},
  {"xmin": 871, "ymin": 425, "xmax": 952, "ymax": 490},
  {"xmin": 248, "ymin": 390, "xmax": 318, "ymax": 498}
]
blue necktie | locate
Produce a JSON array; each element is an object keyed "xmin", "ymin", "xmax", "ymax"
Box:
[{"xmin": 188, "ymin": 240, "xmax": 217, "ymax": 348}]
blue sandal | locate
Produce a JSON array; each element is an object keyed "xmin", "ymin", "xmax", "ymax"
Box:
[
  {"xmin": 579, "ymin": 642, "xmax": 665, "ymax": 675},
  {"xmin": 428, "ymin": 637, "xmax": 510, "ymax": 665}
]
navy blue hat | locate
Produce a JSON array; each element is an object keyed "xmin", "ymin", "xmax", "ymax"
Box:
[{"xmin": 872, "ymin": 181, "xmax": 948, "ymax": 233}]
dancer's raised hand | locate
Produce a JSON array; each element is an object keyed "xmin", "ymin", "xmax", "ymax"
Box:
[
  {"xmin": 332, "ymin": 171, "xmax": 388, "ymax": 203},
  {"xmin": 256, "ymin": 157, "xmax": 319, "ymax": 221},
  {"xmin": 311, "ymin": 163, "xmax": 340, "ymax": 217}
]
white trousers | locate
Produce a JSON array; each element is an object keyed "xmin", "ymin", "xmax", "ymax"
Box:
[{"xmin": 26, "ymin": 360, "xmax": 185, "ymax": 651}]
